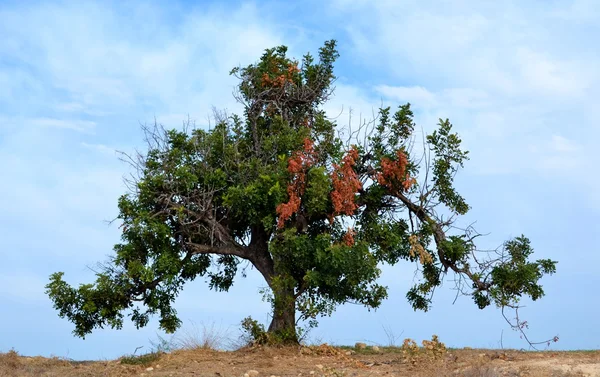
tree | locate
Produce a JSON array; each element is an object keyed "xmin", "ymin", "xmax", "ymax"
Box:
[{"xmin": 46, "ymin": 40, "xmax": 557, "ymax": 344}]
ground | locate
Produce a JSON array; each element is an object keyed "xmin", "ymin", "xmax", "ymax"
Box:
[{"xmin": 2, "ymin": 345, "xmax": 599, "ymax": 377}]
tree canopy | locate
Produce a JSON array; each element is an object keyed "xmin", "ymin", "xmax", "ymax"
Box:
[{"xmin": 46, "ymin": 40, "xmax": 557, "ymax": 344}]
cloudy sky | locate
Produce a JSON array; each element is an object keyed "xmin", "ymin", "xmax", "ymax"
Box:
[{"xmin": 1, "ymin": 0, "xmax": 598, "ymax": 360}]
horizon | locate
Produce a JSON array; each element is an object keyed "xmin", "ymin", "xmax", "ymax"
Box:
[{"xmin": 1, "ymin": 0, "xmax": 599, "ymax": 360}]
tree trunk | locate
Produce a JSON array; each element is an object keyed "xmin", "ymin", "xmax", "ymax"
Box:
[
  {"xmin": 267, "ymin": 284, "xmax": 298, "ymax": 344},
  {"xmin": 248, "ymin": 231, "xmax": 298, "ymax": 344}
]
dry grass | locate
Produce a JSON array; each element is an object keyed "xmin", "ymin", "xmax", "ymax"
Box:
[
  {"xmin": 0, "ymin": 349, "xmax": 75, "ymax": 377},
  {"xmin": 0, "ymin": 350, "xmax": 20, "ymax": 371},
  {"xmin": 170, "ymin": 320, "xmax": 233, "ymax": 350},
  {"xmin": 1, "ymin": 344, "xmax": 598, "ymax": 377}
]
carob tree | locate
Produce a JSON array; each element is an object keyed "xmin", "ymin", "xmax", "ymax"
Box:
[{"xmin": 47, "ymin": 40, "xmax": 557, "ymax": 345}]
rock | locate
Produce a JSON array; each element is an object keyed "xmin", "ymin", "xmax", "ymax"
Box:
[
  {"xmin": 355, "ymin": 342, "xmax": 367, "ymax": 349},
  {"xmin": 372, "ymin": 346, "xmax": 381, "ymax": 352},
  {"xmin": 463, "ymin": 347, "xmax": 472, "ymax": 350},
  {"xmin": 244, "ymin": 374, "xmax": 250, "ymax": 377},
  {"xmin": 345, "ymin": 350, "xmax": 355, "ymax": 355},
  {"xmin": 145, "ymin": 367, "xmax": 154, "ymax": 372},
  {"xmin": 316, "ymin": 364, "xmax": 323, "ymax": 370},
  {"xmin": 247, "ymin": 370, "xmax": 259, "ymax": 377},
  {"xmin": 446, "ymin": 354, "xmax": 458, "ymax": 362},
  {"xmin": 309, "ymin": 371, "xmax": 315, "ymax": 375}
]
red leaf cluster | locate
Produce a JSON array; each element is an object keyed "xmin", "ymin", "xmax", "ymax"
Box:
[
  {"xmin": 375, "ymin": 149, "xmax": 416, "ymax": 194},
  {"xmin": 330, "ymin": 146, "xmax": 362, "ymax": 222},
  {"xmin": 276, "ymin": 138, "xmax": 316, "ymax": 228},
  {"xmin": 261, "ymin": 63, "xmax": 301, "ymax": 118},
  {"xmin": 261, "ymin": 63, "xmax": 300, "ymax": 89},
  {"xmin": 342, "ymin": 227, "xmax": 356, "ymax": 246}
]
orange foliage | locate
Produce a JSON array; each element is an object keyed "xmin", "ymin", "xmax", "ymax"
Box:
[
  {"xmin": 261, "ymin": 63, "xmax": 301, "ymax": 118},
  {"xmin": 330, "ymin": 146, "xmax": 362, "ymax": 222},
  {"xmin": 276, "ymin": 138, "xmax": 317, "ymax": 228},
  {"xmin": 301, "ymin": 116, "xmax": 310, "ymax": 128},
  {"xmin": 342, "ymin": 227, "xmax": 356, "ymax": 246},
  {"xmin": 375, "ymin": 149, "xmax": 416, "ymax": 194},
  {"xmin": 260, "ymin": 63, "xmax": 299, "ymax": 89}
]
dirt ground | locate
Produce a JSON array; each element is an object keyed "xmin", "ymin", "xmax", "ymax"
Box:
[{"xmin": 1, "ymin": 345, "xmax": 599, "ymax": 377}]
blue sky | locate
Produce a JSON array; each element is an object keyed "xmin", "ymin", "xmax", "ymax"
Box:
[{"xmin": 1, "ymin": 0, "xmax": 599, "ymax": 360}]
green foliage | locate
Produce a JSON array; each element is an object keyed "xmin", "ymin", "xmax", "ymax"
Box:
[
  {"xmin": 304, "ymin": 167, "xmax": 331, "ymax": 216},
  {"xmin": 47, "ymin": 39, "xmax": 556, "ymax": 344},
  {"xmin": 487, "ymin": 236, "xmax": 557, "ymax": 308},
  {"xmin": 425, "ymin": 119, "xmax": 470, "ymax": 214},
  {"xmin": 119, "ymin": 352, "xmax": 162, "ymax": 366},
  {"xmin": 240, "ymin": 316, "xmax": 270, "ymax": 346}
]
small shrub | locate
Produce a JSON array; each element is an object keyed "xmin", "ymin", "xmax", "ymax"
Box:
[
  {"xmin": 422, "ymin": 334, "xmax": 447, "ymax": 358},
  {"xmin": 401, "ymin": 338, "xmax": 420, "ymax": 364},
  {"xmin": 0, "ymin": 349, "xmax": 20, "ymax": 370},
  {"xmin": 400, "ymin": 335, "xmax": 447, "ymax": 365},
  {"xmin": 240, "ymin": 316, "xmax": 270, "ymax": 346},
  {"xmin": 119, "ymin": 351, "xmax": 162, "ymax": 366}
]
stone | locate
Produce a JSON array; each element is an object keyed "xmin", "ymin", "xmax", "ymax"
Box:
[
  {"xmin": 372, "ymin": 346, "xmax": 381, "ymax": 352},
  {"xmin": 446, "ymin": 354, "xmax": 458, "ymax": 362},
  {"xmin": 145, "ymin": 367, "xmax": 154, "ymax": 372},
  {"xmin": 355, "ymin": 342, "xmax": 367, "ymax": 349},
  {"xmin": 247, "ymin": 370, "xmax": 260, "ymax": 377},
  {"xmin": 316, "ymin": 364, "xmax": 323, "ymax": 370}
]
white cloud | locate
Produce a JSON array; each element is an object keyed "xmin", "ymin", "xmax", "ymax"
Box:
[
  {"xmin": 0, "ymin": 1, "xmax": 286, "ymax": 125},
  {"xmin": 550, "ymin": 135, "xmax": 580, "ymax": 154},
  {"xmin": 375, "ymin": 85, "xmax": 437, "ymax": 107},
  {"xmin": 374, "ymin": 85, "xmax": 491, "ymax": 110},
  {"xmin": 80, "ymin": 142, "xmax": 117, "ymax": 156},
  {"xmin": 527, "ymin": 135, "xmax": 584, "ymax": 172},
  {"xmin": 326, "ymin": 0, "xmax": 599, "ymax": 188},
  {"xmin": 548, "ymin": 0, "xmax": 600, "ymax": 21},
  {"xmin": 515, "ymin": 47, "xmax": 589, "ymax": 98},
  {"xmin": 31, "ymin": 118, "xmax": 96, "ymax": 133}
]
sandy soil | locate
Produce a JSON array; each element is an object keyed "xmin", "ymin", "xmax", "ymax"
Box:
[{"xmin": 1, "ymin": 345, "xmax": 599, "ymax": 377}]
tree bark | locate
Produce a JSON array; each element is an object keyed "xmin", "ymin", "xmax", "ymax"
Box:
[
  {"xmin": 267, "ymin": 284, "xmax": 298, "ymax": 344},
  {"xmin": 247, "ymin": 226, "xmax": 299, "ymax": 344}
]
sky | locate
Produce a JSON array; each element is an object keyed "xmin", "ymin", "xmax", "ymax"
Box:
[{"xmin": 0, "ymin": 0, "xmax": 598, "ymax": 360}]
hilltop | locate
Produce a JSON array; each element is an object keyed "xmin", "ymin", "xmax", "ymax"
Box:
[{"xmin": 2, "ymin": 344, "xmax": 599, "ymax": 377}]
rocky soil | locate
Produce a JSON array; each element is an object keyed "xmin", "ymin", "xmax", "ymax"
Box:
[{"xmin": 1, "ymin": 344, "xmax": 599, "ymax": 377}]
